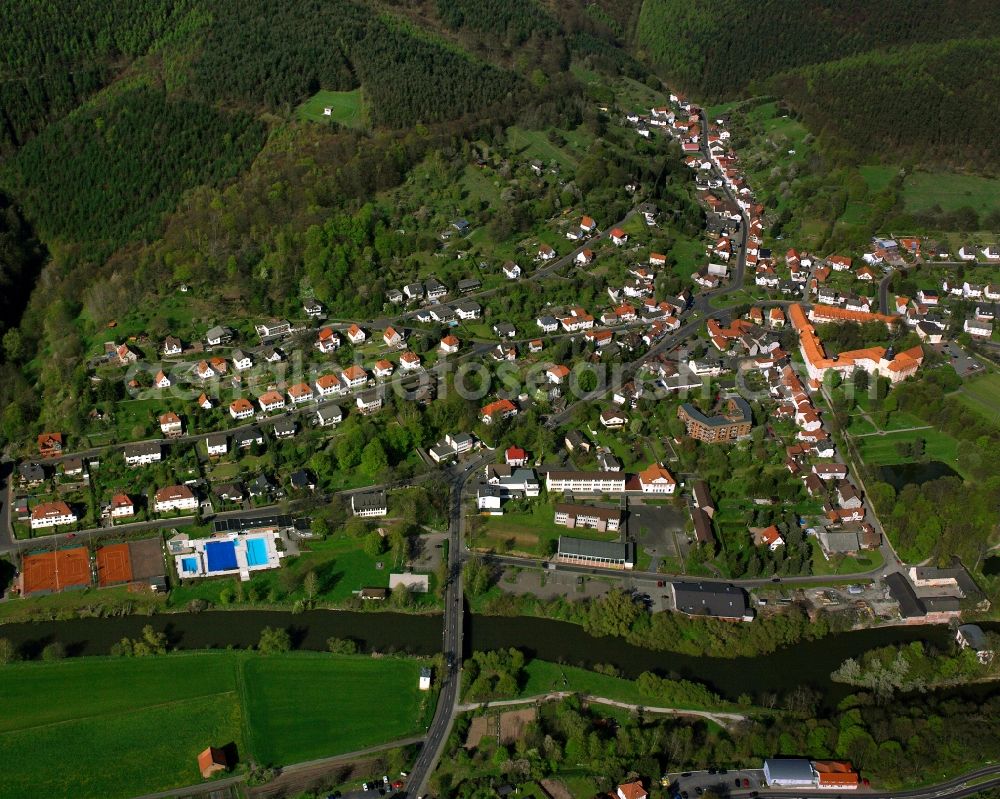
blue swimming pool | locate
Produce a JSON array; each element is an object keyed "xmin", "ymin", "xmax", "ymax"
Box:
[
  {"xmin": 205, "ymin": 540, "xmax": 238, "ymax": 572},
  {"xmin": 246, "ymin": 538, "xmax": 269, "ymax": 567},
  {"xmin": 181, "ymin": 557, "xmax": 198, "ymax": 574}
]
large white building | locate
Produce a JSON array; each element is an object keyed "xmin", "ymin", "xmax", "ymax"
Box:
[{"xmin": 545, "ymin": 470, "xmax": 626, "ymax": 494}]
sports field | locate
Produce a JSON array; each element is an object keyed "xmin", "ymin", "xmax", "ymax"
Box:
[
  {"xmin": 20, "ymin": 547, "xmax": 91, "ymax": 594},
  {"xmin": 96, "ymin": 543, "xmax": 132, "ymax": 586},
  {"xmin": 0, "ymin": 652, "xmax": 431, "ymax": 799},
  {"xmin": 297, "ymin": 89, "xmax": 366, "ymax": 128}
]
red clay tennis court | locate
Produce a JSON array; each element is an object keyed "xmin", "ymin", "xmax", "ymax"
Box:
[
  {"xmin": 20, "ymin": 547, "xmax": 91, "ymax": 595},
  {"xmin": 97, "ymin": 543, "xmax": 133, "ymax": 587}
]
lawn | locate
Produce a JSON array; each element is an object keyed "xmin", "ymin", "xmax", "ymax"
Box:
[
  {"xmin": 242, "ymin": 653, "xmax": 431, "ymax": 766},
  {"xmin": 809, "ymin": 539, "xmax": 884, "ymax": 576},
  {"xmin": 954, "ymin": 372, "xmax": 1000, "ymax": 425},
  {"xmin": 859, "ymin": 165, "xmax": 896, "ymax": 193},
  {"xmin": 507, "ymin": 126, "xmax": 579, "ymax": 170},
  {"xmin": 297, "ymin": 89, "xmax": 366, "ymax": 129},
  {"xmin": 902, "ymin": 170, "xmax": 1000, "ymax": 215},
  {"xmin": 0, "ymin": 652, "xmax": 432, "ymax": 799},
  {"xmin": 854, "ymin": 427, "xmax": 961, "ymax": 468},
  {"xmin": 476, "ymin": 502, "xmax": 619, "ymax": 558}
]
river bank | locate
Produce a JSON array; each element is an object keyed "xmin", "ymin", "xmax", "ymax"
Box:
[{"xmin": 0, "ymin": 608, "xmax": 979, "ymax": 707}]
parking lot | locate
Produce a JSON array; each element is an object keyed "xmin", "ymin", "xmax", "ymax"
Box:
[
  {"xmin": 935, "ymin": 341, "xmax": 983, "ymax": 377},
  {"xmin": 667, "ymin": 768, "xmax": 765, "ymax": 799}
]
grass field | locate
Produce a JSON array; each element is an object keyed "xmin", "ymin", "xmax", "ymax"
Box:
[
  {"xmin": 477, "ymin": 502, "xmax": 619, "ymax": 557},
  {"xmin": 809, "ymin": 540, "xmax": 883, "ymax": 576},
  {"xmin": 0, "ymin": 652, "xmax": 431, "ymax": 799},
  {"xmin": 902, "ymin": 170, "xmax": 1000, "ymax": 214},
  {"xmin": 242, "ymin": 655, "xmax": 430, "ymax": 765},
  {"xmin": 854, "ymin": 427, "xmax": 960, "ymax": 468},
  {"xmin": 954, "ymin": 372, "xmax": 1000, "ymax": 425},
  {"xmin": 297, "ymin": 89, "xmax": 366, "ymax": 128}
]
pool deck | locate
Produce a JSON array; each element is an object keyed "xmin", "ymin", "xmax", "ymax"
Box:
[{"xmin": 172, "ymin": 531, "xmax": 284, "ymax": 581}]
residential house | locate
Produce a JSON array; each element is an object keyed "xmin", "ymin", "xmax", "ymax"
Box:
[
  {"xmin": 342, "ymin": 365, "xmax": 369, "ymax": 388},
  {"xmin": 315, "ymin": 404, "xmax": 343, "ymax": 427},
  {"xmin": 399, "ymin": 350, "xmax": 422, "ymax": 371},
  {"xmin": 755, "ymin": 525, "xmax": 785, "ymax": 551},
  {"xmin": 158, "ymin": 412, "xmax": 183, "ymax": 437},
  {"xmin": 287, "ymin": 382, "xmax": 314, "ymax": 405},
  {"xmin": 258, "ymin": 391, "xmax": 286, "ymax": 413},
  {"xmin": 154, "ymin": 485, "xmax": 198, "ymax": 513},
  {"xmin": 162, "ymin": 336, "xmax": 182, "ymax": 356},
  {"xmin": 480, "ymin": 398, "xmax": 518, "ymax": 424},
  {"xmin": 272, "ymin": 417, "xmax": 296, "ymax": 439},
  {"xmin": 505, "ymin": 260, "xmax": 525, "ymax": 278},
  {"xmin": 231, "ymin": 350, "xmax": 253, "ymax": 370},
  {"xmin": 383, "ymin": 327, "xmax": 404, "ymax": 348},
  {"xmin": 439, "ymin": 335, "xmax": 460, "ymax": 355},
  {"xmin": 233, "ymin": 428, "xmax": 264, "ymax": 449},
  {"xmin": 356, "ymin": 390, "xmax": 382, "ymax": 414},
  {"xmin": 255, "ymin": 319, "xmax": 293, "ymax": 339},
  {"xmin": 454, "ymin": 300, "xmax": 481, "ymax": 320},
  {"xmin": 206, "ymin": 434, "xmax": 228, "ymax": 457},
  {"xmin": 316, "ymin": 327, "xmax": 340, "ymax": 353},
  {"xmin": 347, "ymin": 324, "xmax": 366, "ymax": 345},
  {"xmin": 600, "ymin": 409, "xmax": 628, "ymax": 428},
  {"xmin": 30, "ymin": 501, "xmax": 78, "ymax": 530},
  {"xmin": 124, "ymin": 443, "xmax": 161, "ymax": 467},
  {"xmin": 315, "ymin": 374, "xmax": 345, "ymax": 397},
  {"xmin": 303, "ymin": 299, "xmax": 323, "ymax": 317},
  {"xmin": 610, "ymin": 228, "xmax": 628, "ymax": 246},
  {"xmin": 205, "ymin": 326, "xmax": 233, "ymax": 346},
  {"xmin": 110, "ymin": 493, "xmax": 135, "ymax": 519}
]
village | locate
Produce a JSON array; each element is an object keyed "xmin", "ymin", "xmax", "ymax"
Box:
[{"xmin": 1, "ymin": 85, "xmax": 993, "ymax": 637}]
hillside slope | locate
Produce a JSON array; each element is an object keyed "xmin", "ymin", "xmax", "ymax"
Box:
[
  {"xmin": 765, "ymin": 38, "xmax": 1000, "ymax": 169},
  {"xmin": 635, "ymin": 0, "xmax": 1000, "ymax": 99}
]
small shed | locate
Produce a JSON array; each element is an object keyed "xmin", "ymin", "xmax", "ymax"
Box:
[{"xmin": 198, "ymin": 746, "xmax": 231, "ymax": 779}]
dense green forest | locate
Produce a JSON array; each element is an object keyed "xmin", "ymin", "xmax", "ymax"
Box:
[
  {"xmin": 766, "ymin": 38, "xmax": 1000, "ymax": 168},
  {"xmin": 635, "ymin": 0, "xmax": 1000, "ymax": 99},
  {"xmin": 2, "ymin": 86, "xmax": 266, "ymax": 249},
  {"xmin": 0, "ymin": 0, "xmax": 193, "ymax": 153}
]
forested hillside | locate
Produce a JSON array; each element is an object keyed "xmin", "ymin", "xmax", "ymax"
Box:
[
  {"xmin": 635, "ymin": 0, "xmax": 1000, "ymax": 99},
  {"xmin": 0, "ymin": 0, "xmax": 194, "ymax": 153},
  {"xmin": 765, "ymin": 39, "xmax": 1000, "ymax": 169}
]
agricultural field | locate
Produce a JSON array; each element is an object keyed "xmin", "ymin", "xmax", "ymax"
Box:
[
  {"xmin": 902, "ymin": 170, "xmax": 1000, "ymax": 215},
  {"xmin": 297, "ymin": 89, "xmax": 366, "ymax": 128},
  {"xmin": 0, "ymin": 652, "xmax": 431, "ymax": 799}
]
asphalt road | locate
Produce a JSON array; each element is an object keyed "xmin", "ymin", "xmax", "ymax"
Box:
[{"xmin": 405, "ymin": 451, "xmax": 493, "ymax": 798}]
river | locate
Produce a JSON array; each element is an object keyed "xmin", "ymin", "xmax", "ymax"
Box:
[{"xmin": 0, "ymin": 609, "xmax": 970, "ymax": 705}]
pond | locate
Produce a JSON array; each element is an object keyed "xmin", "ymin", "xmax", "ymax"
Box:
[
  {"xmin": 0, "ymin": 609, "xmax": 971, "ymax": 707},
  {"xmin": 876, "ymin": 460, "xmax": 960, "ymax": 492}
]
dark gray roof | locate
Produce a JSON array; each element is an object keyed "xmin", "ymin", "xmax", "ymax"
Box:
[
  {"xmin": 671, "ymin": 581, "xmax": 747, "ymax": 619},
  {"xmin": 124, "ymin": 442, "xmax": 161, "ymax": 457},
  {"xmin": 679, "ymin": 397, "xmax": 751, "ymax": 427},
  {"xmin": 959, "ymin": 624, "xmax": 989, "ymax": 651},
  {"xmin": 352, "ymin": 489, "xmax": 387, "ymax": 512},
  {"xmin": 557, "ymin": 536, "xmax": 634, "ymax": 563},
  {"xmin": 885, "ymin": 572, "xmax": 925, "ymax": 618},
  {"xmin": 691, "ymin": 507, "xmax": 715, "ymax": 544}
]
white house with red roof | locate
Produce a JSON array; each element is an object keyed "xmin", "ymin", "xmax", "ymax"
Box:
[
  {"xmin": 347, "ymin": 324, "xmax": 366, "ymax": 345},
  {"xmin": 229, "ymin": 398, "xmax": 254, "ymax": 419},
  {"xmin": 505, "ymin": 446, "xmax": 528, "ymax": 467},
  {"xmin": 610, "ymin": 228, "xmax": 628, "ymax": 246}
]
